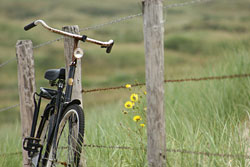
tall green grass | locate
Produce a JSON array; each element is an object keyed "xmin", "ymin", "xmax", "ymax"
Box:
[
  {"xmin": 0, "ymin": 122, "xmax": 22, "ymax": 167},
  {"xmin": 164, "ymin": 49, "xmax": 250, "ymax": 166}
]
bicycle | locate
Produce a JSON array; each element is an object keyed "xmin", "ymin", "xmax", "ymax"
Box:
[{"xmin": 22, "ymin": 20, "xmax": 114, "ymax": 167}]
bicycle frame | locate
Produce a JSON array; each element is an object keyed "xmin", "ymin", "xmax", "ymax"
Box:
[
  {"xmin": 24, "ymin": 79, "xmax": 65, "ymax": 166},
  {"xmin": 23, "ymin": 19, "xmax": 114, "ymax": 166},
  {"xmin": 27, "ymin": 75, "xmax": 83, "ymax": 166}
]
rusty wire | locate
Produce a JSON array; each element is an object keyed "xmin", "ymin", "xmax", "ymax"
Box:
[
  {"xmin": 1, "ymin": 74, "xmax": 248, "ymax": 112},
  {"xmin": 83, "ymin": 144, "xmax": 250, "ymax": 159},
  {"xmin": 3, "ymin": 144, "xmax": 250, "ymax": 159},
  {"xmin": 82, "ymin": 73, "xmax": 250, "ymax": 93},
  {"xmin": 166, "ymin": 148, "xmax": 250, "ymax": 159},
  {"xmin": 83, "ymin": 144, "xmax": 136, "ymax": 150},
  {"xmin": 165, "ymin": 0, "xmax": 213, "ymax": 9},
  {"xmin": 0, "ymin": 151, "xmax": 22, "ymax": 157}
]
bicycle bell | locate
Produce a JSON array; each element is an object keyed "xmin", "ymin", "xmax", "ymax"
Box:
[{"xmin": 74, "ymin": 48, "xmax": 84, "ymax": 59}]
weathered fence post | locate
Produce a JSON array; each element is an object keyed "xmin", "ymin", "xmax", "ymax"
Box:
[
  {"xmin": 62, "ymin": 25, "xmax": 86, "ymax": 166},
  {"xmin": 16, "ymin": 40, "xmax": 36, "ymax": 167},
  {"xmin": 143, "ymin": 0, "xmax": 166, "ymax": 166}
]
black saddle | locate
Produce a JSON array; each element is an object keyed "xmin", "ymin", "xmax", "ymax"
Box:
[{"xmin": 44, "ymin": 68, "xmax": 65, "ymax": 81}]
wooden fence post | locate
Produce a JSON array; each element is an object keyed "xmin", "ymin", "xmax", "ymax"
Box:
[
  {"xmin": 16, "ymin": 40, "xmax": 36, "ymax": 167},
  {"xmin": 143, "ymin": 0, "xmax": 166, "ymax": 166},
  {"xmin": 62, "ymin": 25, "xmax": 86, "ymax": 167}
]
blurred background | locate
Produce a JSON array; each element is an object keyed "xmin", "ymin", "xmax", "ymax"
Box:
[{"xmin": 0, "ymin": 0, "xmax": 250, "ymax": 166}]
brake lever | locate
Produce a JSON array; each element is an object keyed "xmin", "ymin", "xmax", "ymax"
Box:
[{"xmin": 101, "ymin": 40, "xmax": 114, "ymax": 53}]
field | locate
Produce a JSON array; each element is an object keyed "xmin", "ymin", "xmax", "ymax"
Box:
[{"xmin": 0, "ymin": 0, "xmax": 250, "ymax": 166}]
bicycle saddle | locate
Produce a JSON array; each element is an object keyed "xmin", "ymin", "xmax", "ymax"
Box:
[{"xmin": 44, "ymin": 68, "xmax": 65, "ymax": 81}]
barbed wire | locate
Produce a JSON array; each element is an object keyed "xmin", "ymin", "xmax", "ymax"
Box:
[
  {"xmin": 1, "ymin": 74, "xmax": 248, "ymax": 112},
  {"xmin": 164, "ymin": 0, "xmax": 213, "ymax": 9},
  {"xmin": 0, "ymin": 74, "xmax": 248, "ymax": 113},
  {"xmin": 0, "ymin": 151, "xmax": 22, "ymax": 157},
  {"xmin": 2, "ymin": 144, "xmax": 250, "ymax": 159},
  {"xmin": 0, "ymin": 104, "xmax": 19, "ymax": 113},
  {"xmin": 33, "ymin": 37, "xmax": 63, "ymax": 49},
  {"xmin": 83, "ymin": 144, "xmax": 250, "ymax": 159},
  {"xmin": 32, "ymin": 0, "xmax": 213, "ymax": 49},
  {"xmin": 166, "ymin": 148, "xmax": 250, "ymax": 159},
  {"xmin": 83, "ymin": 144, "xmax": 136, "ymax": 150},
  {"xmin": 0, "ymin": 57, "xmax": 16, "ymax": 69},
  {"xmin": 79, "ymin": 13, "xmax": 143, "ymax": 32},
  {"xmin": 82, "ymin": 73, "xmax": 250, "ymax": 93}
]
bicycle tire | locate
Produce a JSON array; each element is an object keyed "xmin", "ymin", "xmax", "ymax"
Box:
[{"xmin": 48, "ymin": 104, "xmax": 85, "ymax": 167}]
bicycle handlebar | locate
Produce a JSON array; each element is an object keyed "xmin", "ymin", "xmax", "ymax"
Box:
[
  {"xmin": 24, "ymin": 20, "xmax": 114, "ymax": 53},
  {"xmin": 24, "ymin": 22, "xmax": 37, "ymax": 31}
]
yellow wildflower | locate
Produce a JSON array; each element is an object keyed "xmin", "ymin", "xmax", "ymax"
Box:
[
  {"xmin": 124, "ymin": 101, "xmax": 133, "ymax": 109},
  {"xmin": 140, "ymin": 123, "xmax": 145, "ymax": 127},
  {"xmin": 125, "ymin": 84, "xmax": 131, "ymax": 88},
  {"xmin": 133, "ymin": 115, "xmax": 142, "ymax": 122},
  {"xmin": 144, "ymin": 91, "xmax": 147, "ymax": 95},
  {"xmin": 130, "ymin": 93, "xmax": 139, "ymax": 102}
]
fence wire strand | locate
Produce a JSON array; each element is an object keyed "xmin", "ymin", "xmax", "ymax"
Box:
[
  {"xmin": 33, "ymin": 37, "xmax": 63, "ymax": 49},
  {"xmin": 83, "ymin": 144, "xmax": 136, "ymax": 150},
  {"xmin": 0, "ymin": 57, "xmax": 16, "ymax": 69},
  {"xmin": 79, "ymin": 13, "xmax": 143, "ymax": 32},
  {"xmin": 0, "ymin": 151, "xmax": 22, "ymax": 157},
  {"xmin": 164, "ymin": 0, "xmax": 213, "ymax": 9},
  {"xmin": 83, "ymin": 144, "xmax": 250, "ymax": 159},
  {"xmin": 0, "ymin": 104, "xmax": 19, "ymax": 113},
  {"xmin": 166, "ymin": 148, "xmax": 250, "ymax": 159},
  {"xmin": 1, "ymin": 74, "xmax": 248, "ymax": 112},
  {"xmin": 2, "ymin": 144, "xmax": 250, "ymax": 159},
  {"xmin": 82, "ymin": 73, "xmax": 250, "ymax": 93}
]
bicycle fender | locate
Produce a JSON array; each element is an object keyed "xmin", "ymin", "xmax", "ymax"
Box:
[{"xmin": 63, "ymin": 99, "xmax": 81, "ymax": 110}]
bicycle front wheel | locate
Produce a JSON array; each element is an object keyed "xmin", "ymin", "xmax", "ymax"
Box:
[{"xmin": 51, "ymin": 104, "xmax": 84, "ymax": 167}]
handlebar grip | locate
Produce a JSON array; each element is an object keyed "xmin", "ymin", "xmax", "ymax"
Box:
[
  {"xmin": 24, "ymin": 22, "xmax": 37, "ymax": 31},
  {"xmin": 106, "ymin": 41, "xmax": 114, "ymax": 53}
]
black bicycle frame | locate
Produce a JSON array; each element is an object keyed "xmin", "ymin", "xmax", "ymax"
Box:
[{"xmin": 28, "ymin": 59, "xmax": 78, "ymax": 167}]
